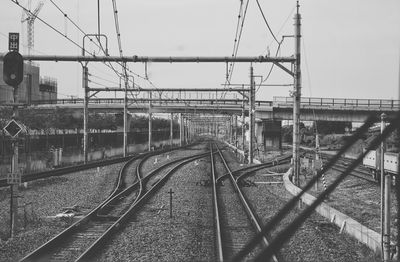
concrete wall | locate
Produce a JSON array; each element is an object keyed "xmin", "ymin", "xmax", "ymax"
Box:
[
  {"xmin": 282, "ymin": 169, "xmax": 383, "ymax": 256},
  {"xmin": 263, "ymin": 120, "xmax": 282, "ymax": 150}
]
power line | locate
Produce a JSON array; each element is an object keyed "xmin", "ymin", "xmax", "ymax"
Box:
[
  {"xmin": 11, "ymin": 0, "xmax": 144, "ymax": 93},
  {"xmin": 255, "ymin": 0, "xmax": 279, "ymax": 45},
  {"xmin": 226, "ymin": 0, "xmax": 250, "ymax": 85}
]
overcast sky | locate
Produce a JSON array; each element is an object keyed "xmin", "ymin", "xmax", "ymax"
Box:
[{"xmin": 1, "ymin": 0, "xmax": 399, "ymax": 101}]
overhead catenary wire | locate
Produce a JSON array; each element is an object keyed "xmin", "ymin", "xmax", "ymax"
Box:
[
  {"xmin": 226, "ymin": 0, "xmax": 250, "ymax": 86},
  {"xmin": 12, "ymin": 0, "xmax": 149, "ymax": 94},
  {"xmin": 255, "ymin": 0, "xmax": 279, "ymax": 45}
]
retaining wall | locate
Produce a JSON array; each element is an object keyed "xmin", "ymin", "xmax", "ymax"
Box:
[{"xmin": 282, "ymin": 169, "xmax": 382, "ymax": 255}]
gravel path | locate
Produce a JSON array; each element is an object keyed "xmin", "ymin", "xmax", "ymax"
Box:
[{"xmin": 0, "ymin": 163, "xmax": 123, "ymax": 262}]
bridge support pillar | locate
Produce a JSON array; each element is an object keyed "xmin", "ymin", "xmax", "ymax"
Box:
[{"xmin": 261, "ymin": 120, "xmax": 282, "ymax": 150}]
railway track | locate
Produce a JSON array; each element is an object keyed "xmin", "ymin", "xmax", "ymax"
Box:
[
  {"xmin": 0, "ymin": 143, "xmax": 202, "ymax": 188},
  {"xmin": 0, "ymin": 155, "xmax": 135, "ymax": 188},
  {"xmin": 20, "ymin": 146, "xmax": 207, "ymax": 261},
  {"xmin": 302, "ymin": 150, "xmax": 378, "ymax": 184},
  {"xmin": 210, "ymin": 142, "xmax": 279, "ymax": 261}
]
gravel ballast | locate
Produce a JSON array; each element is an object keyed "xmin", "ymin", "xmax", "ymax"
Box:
[
  {"xmin": 0, "ymin": 143, "xmax": 382, "ymax": 261},
  {"xmin": 0, "ymin": 163, "xmax": 123, "ymax": 262}
]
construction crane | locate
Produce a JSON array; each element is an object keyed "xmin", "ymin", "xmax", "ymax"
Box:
[{"xmin": 21, "ymin": 0, "xmax": 44, "ymax": 56}]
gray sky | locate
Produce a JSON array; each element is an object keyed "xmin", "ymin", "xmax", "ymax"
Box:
[{"xmin": 1, "ymin": 0, "xmax": 399, "ymax": 101}]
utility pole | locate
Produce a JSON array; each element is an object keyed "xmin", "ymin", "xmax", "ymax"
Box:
[
  {"xmin": 10, "ymin": 87, "xmax": 19, "ymax": 238},
  {"xmin": 170, "ymin": 113, "xmax": 174, "ymax": 147},
  {"xmin": 3, "ymin": 33, "xmax": 24, "ymax": 238},
  {"xmin": 380, "ymin": 113, "xmax": 391, "ymax": 261},
  {"xmin": 234, "ymin": 114, "xmax": 238, "ymax": 148},
  {"xmin": 82, "ymin": 64, "xmax": 89, "ymax": 163},
  {"xmin": 148, "ymin": 92, "xmax": 152, "ymax": 151},
  {"xmin": 249, "ymin": 66, "xmax": 255, "ymax": 164},
  {"xmin": 292, "ymin": 1, "xmax": 302, "ymax": 186},
  {"xmin": 179, "ymin": 113, "xmax": 183, "ymax": 146},
  {"xmin": 242, "ymin": 95, "xmax": 246, "ymax": 163},
  {"xmin": 123, "ymin": 70, "xmax": 128, "ymax": 157}
]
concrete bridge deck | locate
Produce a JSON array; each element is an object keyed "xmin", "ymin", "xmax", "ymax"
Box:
[{"xmin": 11, "ymin": 96, "xmax": 399, "ymax": 122}]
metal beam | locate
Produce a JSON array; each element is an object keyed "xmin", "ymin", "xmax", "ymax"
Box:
[
  {"xmin": 88, "ymin": 87, "xmax": 249, "ymax": 92},
  {"xmin": 273, "ymin": 62, "xmax": 294, "ymax": 77},
  {"xmin": 10, "ymin": 55, "xmax": 295, "ymax": 63},
  {"xmin": 221, "ymin": 83, "xmax": 293, "ymax": 87}
]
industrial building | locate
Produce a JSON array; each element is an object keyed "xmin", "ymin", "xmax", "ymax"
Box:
[{"xmin": 0, "ymin": 59, "xmax": 57, "ymax": 104}]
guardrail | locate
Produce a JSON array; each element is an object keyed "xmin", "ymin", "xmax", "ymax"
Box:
[
  {"xmin": 30, "ymin": 98, "xmax": 273, "ymax": 107},
  {"xmin": 274, "ymin": 96, "xmax": 400, "ymax": 109}
]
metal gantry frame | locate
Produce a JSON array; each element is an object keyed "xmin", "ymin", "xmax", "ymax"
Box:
[{"xmin": 1, "ymin": 8, "xmax": 301, "ymax": 177}]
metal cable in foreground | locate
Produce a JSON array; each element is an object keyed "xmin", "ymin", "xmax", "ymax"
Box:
[
  {"xmin": 232, "ymin": 114, "xmax": 385, "ymax": 261},
  {"xmin": 254, "ymin": 118, "xmax": 399, "ymax": 261}
]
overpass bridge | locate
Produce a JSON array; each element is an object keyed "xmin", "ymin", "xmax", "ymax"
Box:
[{"xmin": 28, "ymin": 96, "xmax": 399, "ymax": 122}]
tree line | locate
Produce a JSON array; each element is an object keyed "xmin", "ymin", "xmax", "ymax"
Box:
[{"xmin": 0, "ymin": 108, "xmax": 178, "ymax": 134}]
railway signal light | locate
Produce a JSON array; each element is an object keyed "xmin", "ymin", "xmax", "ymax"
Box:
[{"xmin": 3, "ymin": 51, "xmax": 24, "ymax": 87}]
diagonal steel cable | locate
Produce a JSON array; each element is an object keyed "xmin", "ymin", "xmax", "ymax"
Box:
[
  {"xmin": 233, "ymin": 114, "xmax": 379, "ymax": 261},
  {"xmin": 255, "ymin": 114, "xmax": 400, "ymax": 261}
]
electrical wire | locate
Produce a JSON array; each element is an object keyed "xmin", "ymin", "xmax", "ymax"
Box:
[
  {"xmin": 13, "ymin": 0, "xmax": 146, "ymax": 94},
  {"xmin": 226, "ymin": 0, "xmax": 250, "ymax": 85},
  {"xmin": 255, "ymin": 0, "xmax": 279, "ymax": 45}
]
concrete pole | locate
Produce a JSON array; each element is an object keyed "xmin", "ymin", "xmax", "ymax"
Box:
[
  {"xmin": 170, "ymin": 113, "xmax": 174, "ymax": 147},
  {"xmin": 184, "ymin": 118, "xmax": 187, "ymax": 143},
  {"xmin": 148, "ymin": 92, "xmax": 152, "ymax": 151},
  {"xmin": 249, "ymin": 66, "xmax": 254, "ymax": 164},
  {"xmin": 380, "ymin": 113, "xmax": 391, "ymax": 261},
  {"xmin": 242, "ymin": 98, "xmax": 246, "ymax": 163},
  {"xmin": 315, "ymin": 130, "xmax": 319, "ymax": 191},
  {"xmin": 83, "ymin": 64, "xmax": 89, "ymax": 164},
  {"xmin": 10, "ymin": 87, "xmax": 19, "ymax": 238},
  {"xmin": 383, "ymin": 175, "xmax": 391, "ymax": 262},
  {"xmin": 179, "ymin": 113, "xmax": 183, "ymax": 146},
  {"xmin": 234, "ymin": 115, "xmax": 238, "ymax": 148},
  {"xmin": 230, "ymin": 117, "xmax": 233, "ymax": 144},
  {"xmin": 187, "ymin": 119, "xmax": 191, "ymax": 143},
  {"xmin": 292, "ymin": 2, "xmax": 302, "ymax": 186},
  {"xmin": 123, "ymin": 73, "xmax": 128, "ymax": 157}
]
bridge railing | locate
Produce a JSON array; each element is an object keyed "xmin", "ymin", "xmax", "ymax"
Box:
[
  {"xmin": 32, "ymin": 98, "xmax": 271, "ymax": 107},
  {"xmin": 273, "ymin": 96, "xmax": 400, "ymax": 109}
]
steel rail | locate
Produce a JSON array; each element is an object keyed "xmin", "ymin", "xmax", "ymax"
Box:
[
  {"xmin": 97, "ymin": 150, "xmax": 211, "ymax": 218},
  {"xmin": 215, "ymin": 153, "xmax": 292, "ymax": 183},
  {"xmin": 210, "ymin": 143, "xmax": 224, "ymax": 262},
  {"xmin": 19, "ymin": 153, "xmax": 145, "ymax": 262},
  {"xmin": 8, "ymin": 55, "xmax": 296, "ymax": 63},
  {"xmin": 214, "ymin": 143, "xmax": 279, "ymax": 262},
  {"xmin": 76, "ymin": 151, "xmax": 210, "ymax": 261},
  {"xmin": 20, "ymin": 145, "xmax": 191, "ymax": 261},
  {"xmin": 0, "ymin": 155, "xmax": 135, "ymax": 188},
  {"xmin": 331, "ymin": 165, "xmax": 377, "ymax": 183}
]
